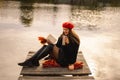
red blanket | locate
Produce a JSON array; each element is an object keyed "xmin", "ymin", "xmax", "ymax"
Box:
[{"xmin": 42, "ymin": 59, "xmax": 83, "ymax": 69}]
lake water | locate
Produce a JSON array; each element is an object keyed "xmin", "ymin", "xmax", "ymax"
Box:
[{"xmin": 0, "ymin": 0, "xmax": 120, "ymax": 80}]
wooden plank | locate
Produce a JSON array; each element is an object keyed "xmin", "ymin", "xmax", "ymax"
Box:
[
  {"xmin": 18, "ymin": 76, "xmax": 94, "ymax": 80},
  {"xmin": 20, "ymin": 51, "xmax": 91, "ymax": 76}
]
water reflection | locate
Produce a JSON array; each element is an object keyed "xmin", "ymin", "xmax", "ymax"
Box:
[
  {"xmin": 70, "ymin": 6, "xmax": 101, "ymax": 31},
  {"xmin": 19, "ymin": 1, "xmax": 34, "ymax": 27},
  {"xmin": 0, "ymin": 1, "xmax": 120, "ymax": 80},
  {"xmin": 32, "ymin": 3, "xmax": 71, "ymax": 31}
]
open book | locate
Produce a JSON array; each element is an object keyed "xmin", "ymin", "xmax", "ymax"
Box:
[
  {"xmin": 38, "ymin": 34, "xmax": 57, "ymax": 44},
  {"xmin": 46, "ymin": 34, "xmax": 57, "ymax": 44}
]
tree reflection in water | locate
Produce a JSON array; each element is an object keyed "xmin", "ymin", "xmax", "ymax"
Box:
[{"xmin": 19, "ymin": 1, "xmax": 34, "ymax": 27}]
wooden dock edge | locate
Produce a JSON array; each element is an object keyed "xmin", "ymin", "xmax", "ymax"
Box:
[{"xmin": 18, "ymin": 75, "xmax": 94, "ymax": 80}]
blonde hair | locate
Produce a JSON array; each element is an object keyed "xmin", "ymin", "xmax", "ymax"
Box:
[{"xmin": 69, "ymin": 30, "xmax": 80, "ymax": 45}]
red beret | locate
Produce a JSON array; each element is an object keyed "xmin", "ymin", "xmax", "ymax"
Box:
[{"xmin": 62, "ymin": 22, "xmax": 74, "ymax": 29}]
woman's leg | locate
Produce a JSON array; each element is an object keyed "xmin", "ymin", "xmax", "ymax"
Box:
[
  {"xmin": 18, "ymin": 45, "xmax": 47, "ymax": 67},
  {"xmin": 18, "ymin": 44, "xmax": 54, "ymax": 67},
  {"xmin": 51, "ymin": 45, "xmax": 59, "ymax": 60},
  {"xmin": 28, "ymin": 45, "xmax": 47, "ymax": 60},
  {"xmin": 35, "ymin": 44, "xmax": 53, "ymax": 60}
]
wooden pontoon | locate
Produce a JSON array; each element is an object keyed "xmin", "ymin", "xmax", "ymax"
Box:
[{"xmin": 18, "ymin": 51, "xmax": 94, "ymax": 80}]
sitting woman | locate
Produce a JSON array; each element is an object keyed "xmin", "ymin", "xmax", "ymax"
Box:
[{"xmin": 18, "ymin": 22, "xmax": 80, "ymax": 70}]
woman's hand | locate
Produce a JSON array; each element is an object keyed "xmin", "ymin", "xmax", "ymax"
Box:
[
  {"xmin": 68, "ymin": 64, "xmax": 74, "ymax": 70},
  {"xmin": 64, "ymin": 36, "xmax": 69, "ymax": 44},
  {"xmin": 62, "ymin": 35, "xmax": 69, "ymax": 45}
]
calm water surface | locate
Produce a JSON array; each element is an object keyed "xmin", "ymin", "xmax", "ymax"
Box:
[{"xmin": 0, "ymin": 1, "xmax": 120, "ymax": 80}]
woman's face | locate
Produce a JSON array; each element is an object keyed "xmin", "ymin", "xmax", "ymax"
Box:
[{"xmin": 63, "ymin": 27, "xmax": 70, "ymax": 35}]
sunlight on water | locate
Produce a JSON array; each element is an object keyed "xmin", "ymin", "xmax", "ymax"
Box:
[{"xmin": 0, "ymin": 1, "xmax": 120, "ymax": 80}]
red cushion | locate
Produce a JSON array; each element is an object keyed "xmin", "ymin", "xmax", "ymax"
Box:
[{"xmin": 42, "ymin": 59, "xmax": 83, "ymax": 69}]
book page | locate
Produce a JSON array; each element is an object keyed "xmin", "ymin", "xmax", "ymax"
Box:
[{"xmin": 46, "ymin": 34, "xmax": 57, "ymax": 44}]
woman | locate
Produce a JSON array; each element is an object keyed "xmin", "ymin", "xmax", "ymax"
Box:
[{"xmin": 18, "ymin": 22, "xmax": 80, "ymax": 70}]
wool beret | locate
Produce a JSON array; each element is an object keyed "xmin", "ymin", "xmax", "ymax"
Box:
[{"xmin": 62, "ymin": 22, "xmax": 74, "ymax": 29}]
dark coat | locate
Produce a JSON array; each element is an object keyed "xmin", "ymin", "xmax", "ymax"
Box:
[{"xmin": 56, "ymin": 36, "xmax": 80, "ymax": 67}]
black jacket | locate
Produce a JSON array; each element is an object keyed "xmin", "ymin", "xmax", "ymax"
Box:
[{"xmin": 56, "ymin": 36, "xmax": 79, "ymax": 67}]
